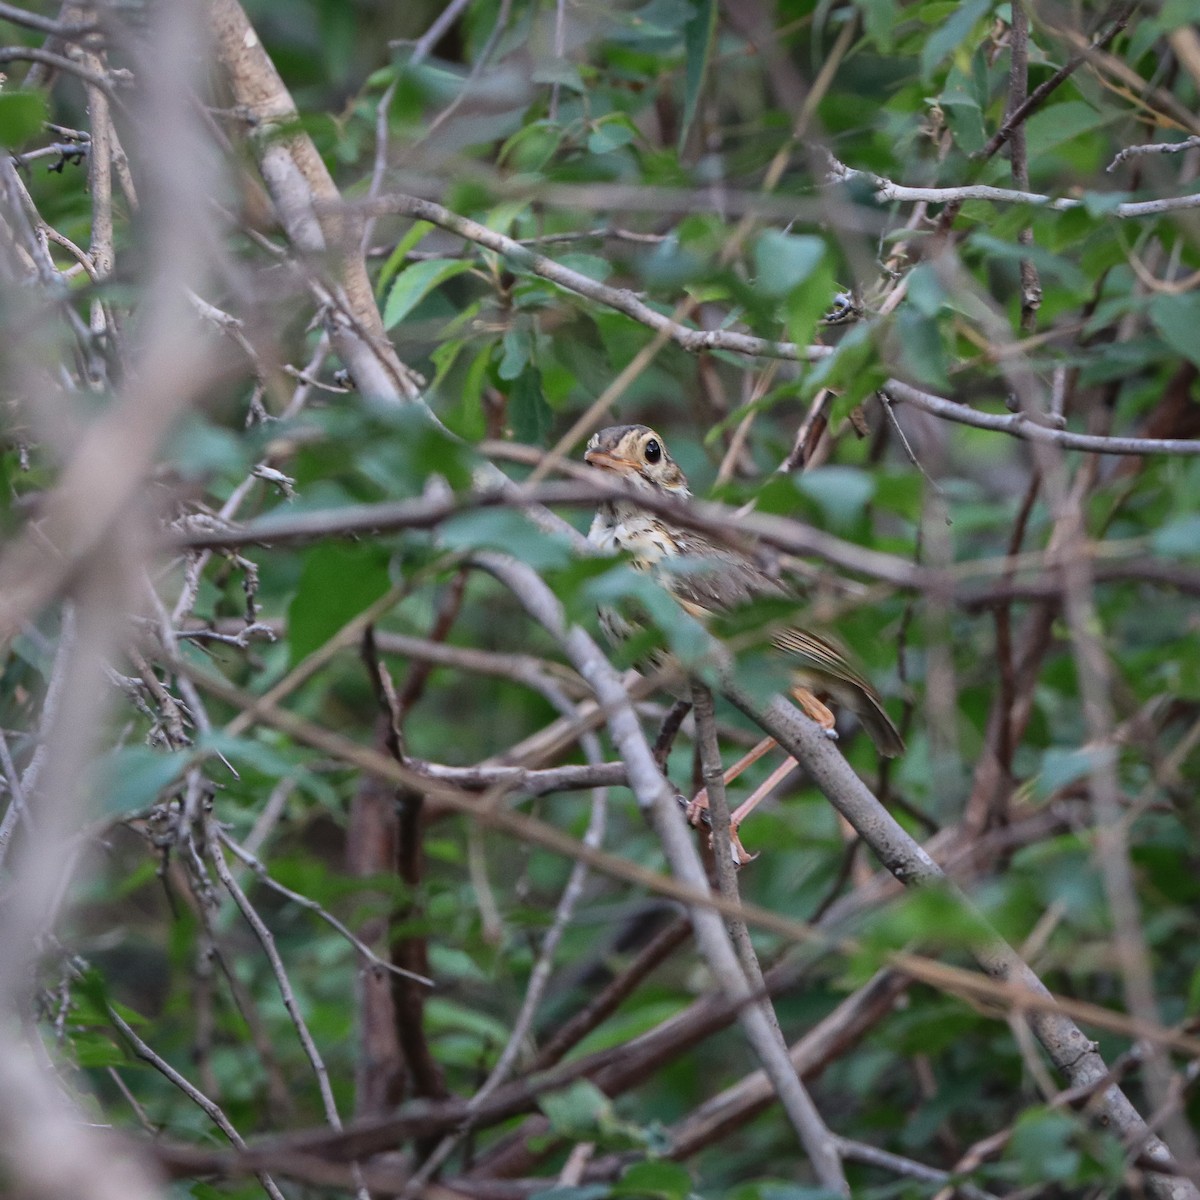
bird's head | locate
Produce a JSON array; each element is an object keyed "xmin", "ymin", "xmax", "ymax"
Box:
[{"xmin": 583, "ymin": 425, "xmax": 691, "ymax": 499}]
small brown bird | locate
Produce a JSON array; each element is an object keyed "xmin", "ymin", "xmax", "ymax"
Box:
[{"xmin": 584, "ymin": 423, "xmax": 903, "ymax": 857}]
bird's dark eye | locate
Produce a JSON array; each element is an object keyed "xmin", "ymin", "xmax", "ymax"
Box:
[{"xmin": 644, "ymin": 438, "xmax": 661, "ymax": 463}]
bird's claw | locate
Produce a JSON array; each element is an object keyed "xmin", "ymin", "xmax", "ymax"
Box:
[{"xmin": 679, "ymin": 793, "xmax": 757, "ymax": 867}]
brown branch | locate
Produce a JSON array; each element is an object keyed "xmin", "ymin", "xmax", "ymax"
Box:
[
  {"xmin": 206, "ymin": 0, "xmax": 419, "ymax": 402},
  {"xmin": 529, "ymin": 915, "xmax": 693, "ymax": 1072},
  {"xmin": 1006, "ymin": 0, "xmax": 1042, "ymax": 332},
  {"xmin": 981, "ymin": 1, "xmax": 1141, "ymax": 159},
  {"xmin": 691, "ymin": 682, "xmax": 847, "ymax": 1192}
]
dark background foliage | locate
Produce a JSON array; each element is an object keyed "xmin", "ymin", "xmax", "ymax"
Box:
[{"xmin": 0, "ymin": 1, "xmax": 1198, "ymax": 1199}]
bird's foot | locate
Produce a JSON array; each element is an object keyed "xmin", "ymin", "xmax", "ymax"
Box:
[
  {"xmin": 685, "ymin": 791, "xmax": 710, "ymax": 828},
  {"xmin": 727, "ymin": 826, "xmax": 758, "ymax": 866},
  {"xmin": 684, "ymin": 794, "xmax": 757, "ymax": 866}
]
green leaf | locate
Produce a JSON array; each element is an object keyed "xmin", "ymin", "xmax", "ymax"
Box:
[
  {"xmin": 1024, "ymin": 100, "xmax": 1111, "ymax": 160},
  {"xmin": 197, "ymin": 732, "xmax": 304, "ymax": 781},
  {"xmin": 1152, "ymin": 513, "xmax": 1200, "ymax": 558},
  {"xmin": 797, "ymin": 466, "xmax": 876, "ymax": 528},
  {"xmin": 424, "ymin": 997, "xmax": 512, "ymax": 1047},
  {"xmin": 1150, "ymin": 292, "xmax": 1200, "ymax": 369},
  {"xmin": 752, "ymin": 231, "xmax": 826, "ymax": 297},
  {"xmin": 611, "ymin": 1160, "xmax": 692, "ymax": 1200},
  {"xmin": 163, "ymin": 417, "xmax": 252, "ymax": 480},
  {"xmin": 940, "ymin": 65, "xmax": 986, "ymax": 154},
  {"xmin": 906, "ymin": 263, "xmax": 948, "ymax": 316},
  {"xmin": 1007, "ymin": 1108, "xmax": 1081, "ymax": 1185},
  {"xmin": 530, "ymin": 1188, "xmax": 610, "ymax": 1200},
  {"xmin": 510, "ymin": 364, "xmax": 552, "ymax": 444},
  {"xmin": 539, "ymin": 1080, "xmax": 610, "ymax": 1136},
  {"xmin": 93, "ymin": 745, "xmax": 190, "ymax": 817},
  {"xmin": 920, "ymin": 0, "xmax": 989, "ymax": 81},
  {"xmin": 499, "ymin": 325, "xmax": 532, "ymax": 380},
  {"xmin": 801, "ymin": 323, "xmax": 883, "ymax": 407},
  {"xmin": 530, "ymin": 60, "xmax": 586, "ymax": 92},
  {"xmin": 383, "ymin": 258, "xmax": 474, "ymax": 329},
  {"xmin": 439, "ymin": 509, "xmax": 574, "ymax": 569},
  {"xmin": 378, "ymin": 220, "xmax": 434, "ymax": 296},
  {"xmin": 968, "ymin": 233, "xmax": 1088, "ymax": 291},
  {"xmin": 287, "ymin": 542, "xmax": 392, "ymax": 664},
  {"xmin": 499, "ymin": 122, "xmax": 564, "ymax": 173},
  {"xmin": 587, "ymin": 115, "xmax": 637, "ymax": 155},
  {"xmin": 0, "ymin": 92, "xmax": 46, "ymax": 148},
  {"xmin": 1035, "ymin": 746, "xmax": 1102, "ymax": 800},
  {"xmin": 71, "ymin": 1031, "xmax": 127, "ymax": 1069},
  {"xmin": 679, "ymin": 0, "xmax": 717, "ymax": 149},
  {"xmin": 893, "ymin": 308, "xmax": 949, "ymax": 390},
  {"xmin": 856, "ymin": 0, "xmax": 899, "ymax": 51},
  {"xmin": 556, "ymin": 253, "xmax": 612, "ymax": 283}
]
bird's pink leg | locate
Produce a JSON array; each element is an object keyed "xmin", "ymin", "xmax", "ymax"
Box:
[
  {"xmin": 685, "ymin": 736, "xmax": 777, "ymax": 827},
  {"xmin": 729, "ymin": 754, "xmax": 800, "ymax": 828},
  {"xmin": 685, "ymin": 690, "xmax": 837, "ymax": 865},
  {"xmin": 792, "ymin": 686, "xmax": 838, "ymax": 734}
]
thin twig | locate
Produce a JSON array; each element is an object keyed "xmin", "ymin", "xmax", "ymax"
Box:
[
  {"xmin": 691, "ymin": 682, "xmax": 848, "ymax": 1192},
  {"xmin": 218, "ymin": 831, "xmax": 435, "ymax": 985},
  {"xmin": 107, "ymin": 1004, "xmax": 287, "ymax": 1200}
]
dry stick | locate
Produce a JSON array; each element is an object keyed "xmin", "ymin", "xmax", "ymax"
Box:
[
  {"xmin": 207, "ymin": 0, "xmax": 418, "ymax": 404},
  {"xmin": 1108, "ymin": 42, "xmax": 1200, "ymax": 136},
  {"xmin": 410, "ymin": 0, "xmax": 513, "ymax": 152},
  {"xmin": 107, "ymin": 1005, "xmax": 287, "ymax": 1200},
  {"xmin": 883, "ymin": 379, "xmax": 1200, "ymax": 456},
  {"xmin": 204, "ymin": 822, "xmax": 376, "ymax": 1200},
  {"xmin": 691, "ymin": 682, "xmax": 847, "ymax": 1192},
  {"xmin": 145, "ymin": 803, "xmax": 1145, "ymax": 1187},
  {"xmin": 80, "ymin": 30, "xmax": 113, "ymax": 290},
  {"xmin": 835, "ymin": 1138, "xmax": 999, "ymax": 1200},
  {"xmin": 377, "ymin": 191, "xmax": 819, "ymax": 365},
  {"xmin": 493, "ymin": 962, "xmax": 909, "ymax": 1186},
  {"xmin": 171, "ymin": 331, "xmax": 355, "ymax": 629},
  {"xmin": 1006, "ymin": 0, "xmax": 1043, "ymax": 334},
  {"xmin": 924, "ymin": 0, "xmax": 1140, "ymax": 244},
  {"xmin": 665, "ymin": 968, "xmax": 909, "ymax": 1160},
  {"xmin": 470, "ymin": 951, "xmax": 820, "ymax": 1180},
  {"xmin": 172, "ymin": 475, "xmax": 1200, "ymax": 597},
  {"xmin": 859, "ymin": 174, "xmax": 1200, "ymax": 214},
  {"xmin": 400, "ymin": 675, "xmax": 610, "ymax": 1194},
  {"xmin": 218, "ymin": 831, "xmax": 433, "ymax": 986},
  {"xmin": 0, "ymin": 44, "xmax": 113, "ymax": 90},
  {"xmin": 970, "ymin": 470, "xmax": 1043, "ymax": 834},
  {"xmin": 1046, "ymin": 484, "xmax": 1200, "ymax": 1176},
  {"xmin": 0, "ymin": 1, "xmax": 97, "ymax": 37},
  {"xmin": 475, "ymin": 552, "xmax": 849, "ymax": 1194},
  {"xmin": 375, "ymin": 629, "xmax": 587, "ymax": 696},
  {"xmin": 1109, "ymin": 135, "xmax": 1200, "ymax": 172},
  {"xmin": 984, "ymin": 0, "xmax": 1142, "ymax": 160},
  {"xmin": 362, "ymin": 636, "xmax": 447, "ymax": 1113},
  {"xmin": 530, "ymin": 915, "xmax": 694, "ymax": 1072},
  {"xmin": 718, "ymin": 682, "xmax": 1197, "ymax": 1200},
  {"xmin": 413, "ymin": 761, "xmax": 629, "ymax": 798},
  {"xmin": 206, "ymin": 826, "xmax": 343, "ymax": 1125},
  {"xmin": 0, "ymin": 605, "xmax": 82, "ymax": 866}
]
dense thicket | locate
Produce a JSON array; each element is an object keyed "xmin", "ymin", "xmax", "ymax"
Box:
[{"xmin": 0, "ymin": 3, "xmax": 1198, "ymax": 1199}]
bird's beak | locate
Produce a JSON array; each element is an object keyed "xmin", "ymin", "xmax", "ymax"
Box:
[{"xmin": 584, "ymin": 448, "xmax": 639, "ymax": 475}]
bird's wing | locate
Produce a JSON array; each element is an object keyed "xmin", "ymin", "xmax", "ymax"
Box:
[
  {"xmin": 657, "ymin": 543, "xmax": 786, "ymax": 616},
  {"xmin": 771, "ymin": 626, "xmax": 874, "ymax": 689}
]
